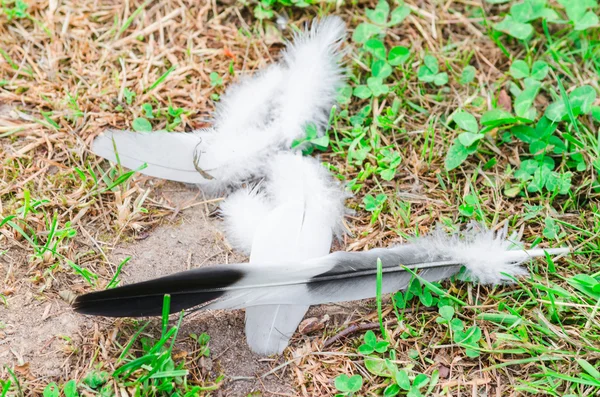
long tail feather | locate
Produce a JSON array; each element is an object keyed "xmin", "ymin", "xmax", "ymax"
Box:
[{"xmin": 73, "ymin": 226, "xmax": 570, "ymax": 317}]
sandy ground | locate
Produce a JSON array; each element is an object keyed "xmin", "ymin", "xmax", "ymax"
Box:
[{"xmin": 1, "ymin": 186, "xmax": 301, "ymax": 395}]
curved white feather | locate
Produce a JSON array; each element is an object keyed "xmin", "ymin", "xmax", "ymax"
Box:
[{"xmin": 91, "ymin": 17, "xmax": 347, "ymax": 191}]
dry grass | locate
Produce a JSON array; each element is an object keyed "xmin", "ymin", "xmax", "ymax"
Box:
[{"xmin": 1, "ymin": 0, "xmax": 599, "ymax": 396}]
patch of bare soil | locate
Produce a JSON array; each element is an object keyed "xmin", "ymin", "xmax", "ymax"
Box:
[
  {"xmin": 0, "ymin": 250, "xmax": 86, "ymax": 380},
  {"xmin": 0, "ymin": 187, "xmax": 299, "ymax": 395}
]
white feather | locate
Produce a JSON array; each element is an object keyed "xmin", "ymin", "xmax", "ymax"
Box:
[
  {"xmin": 204, "ymin": 17, "xmax": 348, "ymax": 188},
  {"xmin": 240, "ymin": 153, "xmax": 347, "ymax": 355},
  {"xmin": 244, "ymin": 201, "xmax": 329, "ymax": 355},
  {"xmin": 245, "ymin": 201, "xmax": 326, "ymax": 355},
  {"xmin": 91, "ymin": 17, "xmax": 346, "ymax": 192},
  {"xmin": 219, "ymin": 153, "xmax": 349, "ymax": 254},
  {"xmin": 91, "ymin": 128, "xmax": 273, "ymax": 194}
]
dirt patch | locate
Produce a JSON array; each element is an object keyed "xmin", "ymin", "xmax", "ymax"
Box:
[{"xmin": 0, "ymin": 267, "xmax": 85, "ymax": 380}]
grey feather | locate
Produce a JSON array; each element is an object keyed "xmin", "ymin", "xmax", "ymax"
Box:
[
  {"xmin": 91, "ymin": 129, "xmax": 212, "ymax": 184},
  {"xmin": 74, "ymin": 222, "xmax": 570, "ymax": 355}
]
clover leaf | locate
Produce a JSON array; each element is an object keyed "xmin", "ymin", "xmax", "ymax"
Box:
[
  {"xmin": 417, "ymin": 55, "xmax": 447, "ymax": 86},
  {"xmin": 545, "ymin": 85, "xmax": 597, "ymax": 122},
  {"xmin": 358, "ymin": 330, "xmax": 389, "ymax": 354},
  {"xmin": 352, "ymin": 0, "xmax": 411, "ymax": 43},
  {"xmin": 558, "ymin": 0, "xmax": 599, "ymax": 31},
  {"xmin": 495, "ymin": 0, "xmax": 558, "ymax": 41},
  {"xmin": 334, "ymin": 374, "xmax": 363, "ymax": 394}
]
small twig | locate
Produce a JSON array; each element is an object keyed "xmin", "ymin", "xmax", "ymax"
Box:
[
  {"xmin": 323, "ymin": 306, "xmax": 439, "ymax": 348},
  {"xmin": 323, "ymin": 321, "xmax": 390, "ymax": 348},
  {"xmin": 39, "ymin": 336, "xmax": 56, "ymax": 353},
  {"xmin": 229, "ymin": 376, "xmax": 255, "ymax": 382}
]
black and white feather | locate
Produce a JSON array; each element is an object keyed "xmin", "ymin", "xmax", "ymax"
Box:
[{"xmin": 73, "ymin": 224, "xmax": 569, "ymax": 319}]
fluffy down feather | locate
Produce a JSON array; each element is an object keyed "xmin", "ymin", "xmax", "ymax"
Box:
[
  {"xmin": 275, "ymin": 16, "xmax": 347, "ymax": 145},
  {"xmin": 219, "ymin": 187, "xmax": 272, "ymax": 255},
  {"xmin": 412, "ymin": 223, "xmax": 528, "ymax": 284}
]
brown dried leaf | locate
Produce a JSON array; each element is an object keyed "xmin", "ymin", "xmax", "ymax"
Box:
[
  {"xmin": 298, "ymin": 315, "xmax": 330, "ymax": 334},
  {"xmin": 497, "ymin": 89, "xmax": 512, "ymax": 112},
  {"xmin": 59, "ymin": 289, "xmax": 77, "ymax": 304},
  {"xmin": 14, "ymin": 363, "xmax": 30, "ymax": 376}
]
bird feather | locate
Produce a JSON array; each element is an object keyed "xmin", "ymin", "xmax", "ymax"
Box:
[
  {"xmin": 232, "ymin": 153, "xmax": 345, "ymax": 354},
  {"xmin": 90, "ymin": 17, "xmax": 347, "ymax": 192},
  {"xmin": 73, "ymin": 225, "xmax": 570, "ymax": 317}
]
